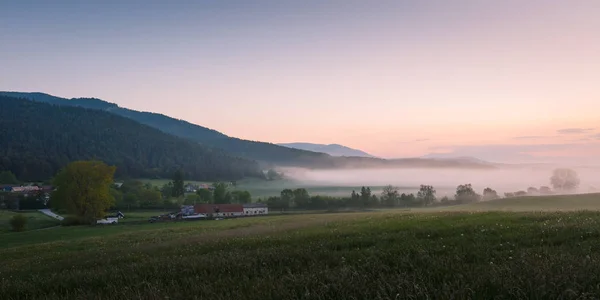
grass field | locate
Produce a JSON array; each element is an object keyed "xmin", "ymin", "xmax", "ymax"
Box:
[
  {"xmin": 0, "ymin": 210, "xmax": 61, "ymax": 233},
  {"xmin": 456, "ymin": 193, "xmax": 600, "ymax": 211},
  {"xmin": 4, "ymin": 194, "xmax": 600, "ymax": 299}
]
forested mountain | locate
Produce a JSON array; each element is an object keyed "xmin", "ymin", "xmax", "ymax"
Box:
[
  {"xmin": 0, "ymin": 95, "xmax": 262, "ymax": 181},
  {"xmin": 0, "ymin": 92, "xmax": 329, "ymax": 166},
  {"xmin": 278, "ymin": 143, "xmax": 375, "ymax": 157},
  {"xmin": 1, "ymin": 92, "xmax": 496, "ymax": 170}
]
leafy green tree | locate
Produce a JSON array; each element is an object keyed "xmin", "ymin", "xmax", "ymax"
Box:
[
  {"xmin": 163, "ymin": 196, "xmax": 184, "ymax": 209},
  {"xmin": 231, "ymin": 190, "xmax": 252, "ymax": 204},
  {"xmin": 440, "ymin": 196, "xmax": 451, "ymax": 204},
  {"xmin": 369, "ymin": 194, "xmax": 380, "ymax": 207},
  {"xmin": 120, "ymin": 180, "xmax": 144, "ymax": 195},
  {"xmin": 417, "ymin": 185, "xmax": 436, "ymax": 206},
  {"xmin": 160, "ymin": 182, "xmax": 174, "ymax": 199},
  {"xmin": 51, "ymin": 161, "xmax": 117, "ymax": 224},
  {"xmin": 360, "ymin": 187, "xmax": 372, "ymax": 206},
  {"xmin": 293, "ymin": 188, "xmax": 310, "ymax": 208},
  {"xmin": 381, "ymin": 185, "xmax": 400, "ymax": 207},
  {"xmin": 280, "ymin": 189, "xmax": 295, "ymax": 207},
  {"xmin": 139, "ymin": 188, "xmax": 163, "ymax": 208},
  {"xmin": 266, "ymin": 196, "xmax": 289, "ymax": 210},
  {"xmin": 110, "ymin": 187, "xmax": 124, "ymax": 208},
  {"xmin": 399, "ymin": 193, "xmax": 416, "ymax": 207},
  {"xmin": 351, "ymin": 190, "xmax": 359, "ymax": 201},
  {"xmin": 213, "ymin": 182, "xmax": 231, "ymax": 204},
  {"xmin": 122, "ymin": 192, "xmax": 139, "ymax": 210},
  {"xmin": 172, "ymin": 170, "xmax": 185, "ymax": 198},
  {"xmin": 184, "ymin": 193, "xmax": 202, "ymax": 205},
  {"xmin": 455, "ymin": 184, "xmax": 481, "ymax": 204},
  {"xmin": 0, "ymin": 171, "xmax": 19, "ymax": 184},
  {"xmin": 196, "ymin": 188, "xmax": 213, "ymax": 203}
]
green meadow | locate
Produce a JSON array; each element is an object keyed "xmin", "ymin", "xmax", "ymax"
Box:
[{"xmin": 2, "ymin": 193, "xmax": 600, "ymax": 299}]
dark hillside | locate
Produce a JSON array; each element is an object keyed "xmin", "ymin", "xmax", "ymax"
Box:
[{"xmin": 0, "ymin": 95, "xmax": 261, "ymax": 181}]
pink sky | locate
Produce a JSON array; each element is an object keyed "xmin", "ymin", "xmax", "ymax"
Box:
[{"xmin": 1, "ymin": 1, "xmax": 599, "ymax": 163}]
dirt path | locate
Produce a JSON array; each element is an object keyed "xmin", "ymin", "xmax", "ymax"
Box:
[{"xmin": 38, "ymin": 209, "xmax": 64, "ymax": 221}]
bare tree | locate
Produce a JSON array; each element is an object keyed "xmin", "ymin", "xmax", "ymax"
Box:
[{"xmin": 381, "ymin": 185, "xmax": 400, "ymax": 207}]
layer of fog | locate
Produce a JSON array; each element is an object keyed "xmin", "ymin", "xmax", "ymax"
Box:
[{"xmin": 280, "ymin": 166, "xmax": 600, "ymax": 197}]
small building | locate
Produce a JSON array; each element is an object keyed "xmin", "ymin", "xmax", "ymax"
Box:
[
  {"xmin": 184, "ymin": 183, "xmax": 199, "ymax": 193},
  {"xmin": 193, "ymin": 204, "xmax": 244, "ymax": 218},
  {"xmin": 243, "ymin": 203, "xmax": 268, "ymax": 216},
  {"xmin": 197, "ymin": 183, "xmax": 214, "ymax": 191},
  {"xmin": 11, "ymin": 186, "xmax": 40, "ymax": 193}
]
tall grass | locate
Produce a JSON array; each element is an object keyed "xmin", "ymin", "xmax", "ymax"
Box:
[{"xmin": 2, "ymin": 211, "xmax": 600, "ymax": 299}]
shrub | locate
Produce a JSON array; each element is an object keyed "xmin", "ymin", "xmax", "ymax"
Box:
[
  {"xmin": 10, "ymin": 214, "xmax": 28, "ymax": 232},
  {"xmin": 61, "ymin": 216, "xmax": 86, "ymax": 226}
]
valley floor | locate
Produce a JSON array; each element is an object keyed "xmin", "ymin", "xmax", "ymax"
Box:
[{"xmin": 3, "ymin": 206, "xmax": 600, "ymax": 299}]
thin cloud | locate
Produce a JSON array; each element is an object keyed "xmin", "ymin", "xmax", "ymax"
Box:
[
  {"xmin": 426, "ymin": 142, "xmax": 600, "ymax": 165},
  {"xmin": 557, "ymin": 128, "xmax": 595, "ymax": 134},
  {"xmin": 414, "ymin": 139, "xmax": 430, "ymax": 142},
  {"xmin": 513, "ymin": 136, "xmax": 545, "ymax": 140}
]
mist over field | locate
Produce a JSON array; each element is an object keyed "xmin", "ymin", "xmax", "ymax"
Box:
[{"xmin": 281, "ymin": 166, "xmax": 600, "ymax": 197}]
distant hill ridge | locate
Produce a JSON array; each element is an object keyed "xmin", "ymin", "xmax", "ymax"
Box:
[
  {"xmin": 0, "ymin": 91, "xmax": 497, "ymax": 170},
  {"xmin": 278, "ymin": 142, "xmax": 375, "ymax": 157}
]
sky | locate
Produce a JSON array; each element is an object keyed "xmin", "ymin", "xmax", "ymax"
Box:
[{"xmin": 1, "ymin": 0, "xmax": 599, "ymax": 164}]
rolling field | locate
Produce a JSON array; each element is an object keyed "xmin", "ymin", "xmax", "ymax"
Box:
[
  {"xmin": 4, "ymin": 195, "xmax": 600, "ymax": 299},
  {"xmin": 455, "ymin": 193, "xmax": 600, "ymax": 211}
]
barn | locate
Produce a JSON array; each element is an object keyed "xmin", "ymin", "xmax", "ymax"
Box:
[{"xmin": 193, "ymin": 204, "xmax": 244, "ymax": 217}]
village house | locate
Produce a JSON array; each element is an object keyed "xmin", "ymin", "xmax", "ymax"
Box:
[
  {"xmin": 0, "ymin": 185, "xmax": 55, "ymax": 209},
  {"xmin": 184, "ymin": 183, "xmax": 199, "ymax": 193},
  {"xmin": 243, "ymin": 203, "xmax": 268, "ymax": 215},
  {"xmin": 182, "ymin": 203, "xmax": 269, "ymax": 218},
  {"xmin": 192, "ymin": 204, "xmax": 245, "ymax": 217}
]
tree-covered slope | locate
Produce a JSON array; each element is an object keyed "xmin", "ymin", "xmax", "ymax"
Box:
[
  {"xmin": 0, "ymin": 92, "xmax": 329, "ymax": 166},
  {"xmin": 0, "ymin": 95, "xmax": 261, "ymax": 181}
]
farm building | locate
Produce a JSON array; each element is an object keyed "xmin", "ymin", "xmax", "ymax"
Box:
[
  {"xmin": 193, "ymin": 204, "xmax": 245, "ymax": 217},
  {"xmin": 182, "ymin": 203, "xmax": 269, "ymax": 218},
  {"xmin": 243, "ymin": 203, "xmax": 268, "ymax": 215}
]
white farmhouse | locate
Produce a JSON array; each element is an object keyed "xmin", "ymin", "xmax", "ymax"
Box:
[{"xmin": 243, "ymin": 203, "xmax": 268, "ymax": 216}]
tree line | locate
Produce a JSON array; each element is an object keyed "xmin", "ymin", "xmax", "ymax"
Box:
[
  {"xmin": 259, "ymin": 168, "xmax": 583, "ymax": 210},
  {"xmin": 259, "ymin": 184, "xmax": 480, "ymax": 210}
]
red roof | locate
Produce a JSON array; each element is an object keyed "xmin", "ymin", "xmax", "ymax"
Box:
[{"xmin": 194, "ymin": 204, "xmax": 243, "ymax": 214}]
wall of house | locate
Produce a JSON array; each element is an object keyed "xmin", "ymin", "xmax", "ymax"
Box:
[
  {"xmin": 215, "ymin": 211, "xmax": 244, "ymax": 217},
  {"xmin": 243, "ymin": 207, "xmax": 268, "ymax": 215}
]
